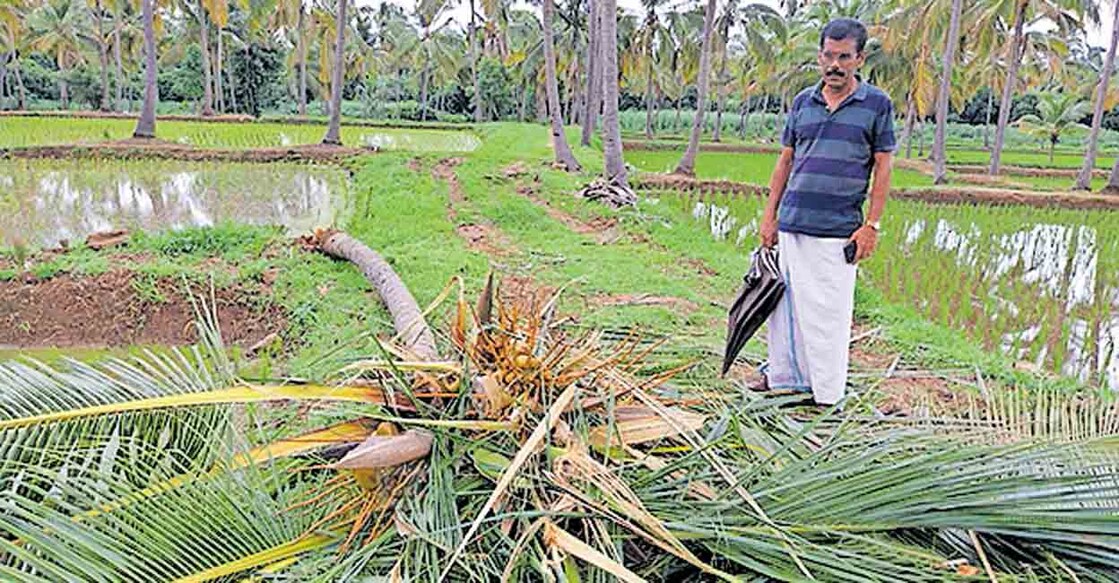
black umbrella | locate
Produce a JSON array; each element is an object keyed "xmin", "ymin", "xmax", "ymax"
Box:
[{"xmin": 721, "ymin": 246, "xmax": 785, "ymax": 376}]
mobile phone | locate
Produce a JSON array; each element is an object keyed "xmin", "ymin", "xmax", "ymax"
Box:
[{"xmin": 844, "ymin": 240, "xmax": 857, "ymax": 264}]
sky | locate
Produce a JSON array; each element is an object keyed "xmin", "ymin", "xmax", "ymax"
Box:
[{"xmin": 374, "ymin": 0, "xmax": 1115, "ymax": 50}]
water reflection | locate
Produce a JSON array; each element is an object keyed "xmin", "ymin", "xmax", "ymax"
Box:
[
  {"xmin": 902, "ymin": 217, "xmax": 1118, "ymax": 390},
  {"xmin": 0, "ymin": 159, "xmax": 349, "ymax": 248}
]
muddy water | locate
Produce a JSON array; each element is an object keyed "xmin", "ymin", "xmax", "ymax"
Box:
[{"xmin": 0, "ymin": 158, "xmax": 350, "ymax": 248}]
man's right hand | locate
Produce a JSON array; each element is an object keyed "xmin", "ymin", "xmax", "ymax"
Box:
[{"xmin": 759, "ymin": 214, "xmax": 778, "ymax": 248}]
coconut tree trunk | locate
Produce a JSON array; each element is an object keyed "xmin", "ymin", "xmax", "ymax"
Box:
[
  {"xmin": 297, "ymin": 5, "xmax": 307, "ymax": 116},
  {"xmin": 94, "ymin": 0, "xmax": 111, "ymax": 112},
  {"xmin": 1107, "ymin": 157, "xmax": 1119, "ymax": 193},
  {"xmin": 644, "ymin": 62, "xmax": 655, "ymax": 139},
  {"xmin": 198, "ymin": 0, "xmax": 214, "ymax": 116},
  {"xmin": 1077, "ymin": 4, "xmax": 1119, "ymax": 190},
  {"xmin": 738, "ymin": 100, "xmax": 748, "ymax": 138},
  {"xmin": 134, "ymin": 0, "xmax": 157, "ymax": 138},
  {"xmin": 675, "ymin": 101, "xmax": 682, "ymax": 131},
  {"xmin": 321, "ymin": 0, "xmax": 347, "ymax": 144},
  {"xmin": 600, "ymin": 0, "xmax": 627, "ymax": 187},
  {"xmin": 675, "ymin": 0, "xmax": 717, "ymax": 175},
  {"xmin": 543, "ymin": 0, "xmax": 581, "ymax": 171},
  {"xmin": 14, "ymin": 62, "xmax": 26, "ymax": 110},
  {"xmin": 933, "ymin": 0, "xmax": 963, "ymax": 184},
  {"xmin": 113, "ymin": 11, "xmax": 124, "ymax": 110},
  {"xmin": 469, "ymin": 0, "xmax": 482, "ymax": 122},
  {"xmin": 712, "ymin": 29, "xmax": 729, "ymax": 143},
  {"xmin": 216, "ymin": 29, "xmax": 224, "ymax": 112},
  {"xmin": 983, "ymin": 86, "xmax": 993, "ymax": 149},
  {"xmin": 419, "ymin": 65, "xmax": 430, "ymax": 120},
  {"xmin": 902, "ymin": 97, "xmax": 916, "ymax": 158},
  {"xmin": 989, "ymin": 0, "xmax": 1028, "ymax": 176},
  {"xmin": 519, "ymin": 83, "xmax": 528, "ymax": 121},
  {"xmin": 313, "ymin": 230, "xmax": 439, "ymax": 361},
  {"xmin": 580, "ymin": 0, "xmax": 600, "ymax": 146},
  {"xmin": 59, "ymin": 75, "xmax": 69, "ymax": 109}
]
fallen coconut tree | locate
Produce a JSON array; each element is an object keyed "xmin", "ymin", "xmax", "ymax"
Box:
[
  {"xmin": 310, "ymin": 228, "xmax": 439, "ymax": 361},
  {"xmin": 0, "ymin": 262, "xmax": 1116, "ymax": 580}
]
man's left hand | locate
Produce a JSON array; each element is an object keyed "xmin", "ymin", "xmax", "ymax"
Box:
[{"xmin": 849, "ymin": 225, "xmax": 878, "ymax": 262}]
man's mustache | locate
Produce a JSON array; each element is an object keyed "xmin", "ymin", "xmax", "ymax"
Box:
[{"xmin": 826, "ymin": 69, "xmax": 846, "ymax": 77}]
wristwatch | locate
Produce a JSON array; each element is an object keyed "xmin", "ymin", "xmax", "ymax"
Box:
[{"xmin": 865, "ymin": 220, "xmax": 881, "ymax": 231}]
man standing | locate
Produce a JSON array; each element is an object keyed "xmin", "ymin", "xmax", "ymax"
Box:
[{"xmin": 757, "ymin": 18, "xmax": 895, "ymax": 406}]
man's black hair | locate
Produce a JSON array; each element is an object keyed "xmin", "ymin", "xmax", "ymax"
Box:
[{"xmin": 820, "ymin": 18, "xmax": 868, "ymax": 53}]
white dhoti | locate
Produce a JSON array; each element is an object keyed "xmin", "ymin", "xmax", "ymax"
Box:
[{"xmin": 762, "ymin": 231, "xmax": 857, "ymax": 405}]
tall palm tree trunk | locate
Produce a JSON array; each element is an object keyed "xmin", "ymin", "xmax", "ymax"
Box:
[
  {"xmin": 198, "ymin": 0, "xmax": 214, "ymax": 116},
  {"xmin": 133, "ymin": 0, "xmax": 157, "ymax": 138},
  {"xmin": 543, "ymin": 0, "xmax": 581, "ymax": 171},
  {"xmin": 675, "ymin": 0, "xmax": 717, "ymax": 175},
  {"xmin": 1077, "ymin": 3, "xmax": 1119, "ymax": 190},
  {"xmin": 1106, "ymin": 158, "xmax": 1119, "ymax": 194},
  {"xmin": 983, "ymin": 86, "xmax": 992, "ymax": 149},
  {"xmin": 321, "ymin": 0, "xmax": 347, "ymax": 144},
  {"xmin": 989, "ymin": 0, "xmax": 1028, "ymax": 176},
  {"xmin": 113, "ymin": 11, "xmax": 124, "ymax": 110},
  {"xmin": 644, "ymin": 62, "xmax": 654, "ymax": 139},
  {"xmin": 600, "ymin": 0, "xmax": 627, "ymax": 187},
  {"xmin": 469, "ymin": 0, "xmax": 482, "ymax": 122},
  {"xmin": 14, "ymin": 61, "xmax": 26, "ymax": 110},
  {"xmin": 297, "ymin": 5, "xmax": 307, "ymax": 116},
  {"xmin": 59, "ymin": 72, "xmax": 69, "ymax": 110},
  {"xmin": 580, "ymin": 0, "xmax": 600, "ymax": 146},
  {"xmin": 712, "ymin": 28, "xmax": 730, "ymax": 143},
  {"xmin": 933, "ymin": 0, "xmax": 963, "ymax": 184},
  {"xmin": 216, "ymin": 29, "xmax": 224, "ymax": 112},
  {"xmin": 902, "ymin": 97, "xmax": 916, "ymax": 158},
  {"xmin": 94, "ymin": 0, "xmax": 111, "ymax": 111},
  {"xmin": 419, "ymin": 64, "xmax": 430, "ymax": 120}
]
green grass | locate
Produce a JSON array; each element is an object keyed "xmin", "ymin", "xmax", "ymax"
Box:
[
  {"xmin": 0, "ymin": 116, "xmax": 480, "ymax": 152},
  {"xmin": 945, "ymin": 148, "xmax": 1113, "ymax": 170}
]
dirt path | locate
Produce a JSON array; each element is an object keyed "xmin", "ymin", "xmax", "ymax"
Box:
[
  {"xmin": 1, "ymin": 140, "xmax": 368, "ymax": 164},
  {"xmin": 431, "ymin": 158, "xmax": 517, "ymax": 257},
  {"xmin": 0, "ymin": 271, "xmax": 283, "ymax": 348},
  {"xmin": 634, "ymin": 174, "xmax": 1119, "ymax": 210}
]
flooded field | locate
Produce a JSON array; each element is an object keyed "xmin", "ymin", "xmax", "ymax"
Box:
[
  {"xmin": 659, "ymin": 190, "xmax": 1119, "ymax": 390},
  {"xmin": 0, "ymin": 117, "xmax": 481, "ymax": 152},
  {"xmin": 0, "ymin": 158, "xmax": 351, "ymax": 248}
]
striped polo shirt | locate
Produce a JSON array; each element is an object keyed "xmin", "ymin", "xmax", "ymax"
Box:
[{"xmin": 779, "ymin": 80, "xmax": 896, "ymax": 238}]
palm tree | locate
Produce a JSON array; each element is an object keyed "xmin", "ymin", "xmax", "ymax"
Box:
[
  {"xmin": 543, "ymin": 0, "xmax": 581, "ymax": 171},
  {"xmin": 322, "ymin": 0, "xmax": 347, "ymax": 144},
  {"xmin": 580, "ymin": 0, "xmax": 599, "ymax": 145},
  {"xmin": 984, "ymin": 0, "xmax": 1094, "ymax": 175},
  {"xmin": 468, "ymin": 0, "xmax": 482, "ymax": 121},
  {"xmin": 674, "ymin": 0, "xmax": 718, "ymax": 176},
  {"xmin": 1015, "ymin": 91, "xmax": 1090, "ymax": 163},
  {"xmin": 133, "ymin": 0, "xmax": 156, "ymax": 137},
  {"xmin": 29, "ymin": 0, "xmax": 87, "ymax": 110},
  {"xmin": 0, "ymin": 0, "xmax": 29, "ymax": 109},
  {"xmin": 600, "ymin": 0, "xmax": 626, "ymax": 186},
  {"xmin": 712, "ymin": 2, "xmax": 783, "ymax": 142},
  {"xmin": 1076, "ymin": 1, "xmax": 1119, "ymax": 190},
  {"xmin": 271, "ymin": 0, "xmax": 307, "ymax": 115},
  {"xmin": 85, "ymin": 0, "xmax": 112, "ymax": 111},
  {"xmin": 933, "ymin": 0, "xmax": 965, "ymax": 184}
]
